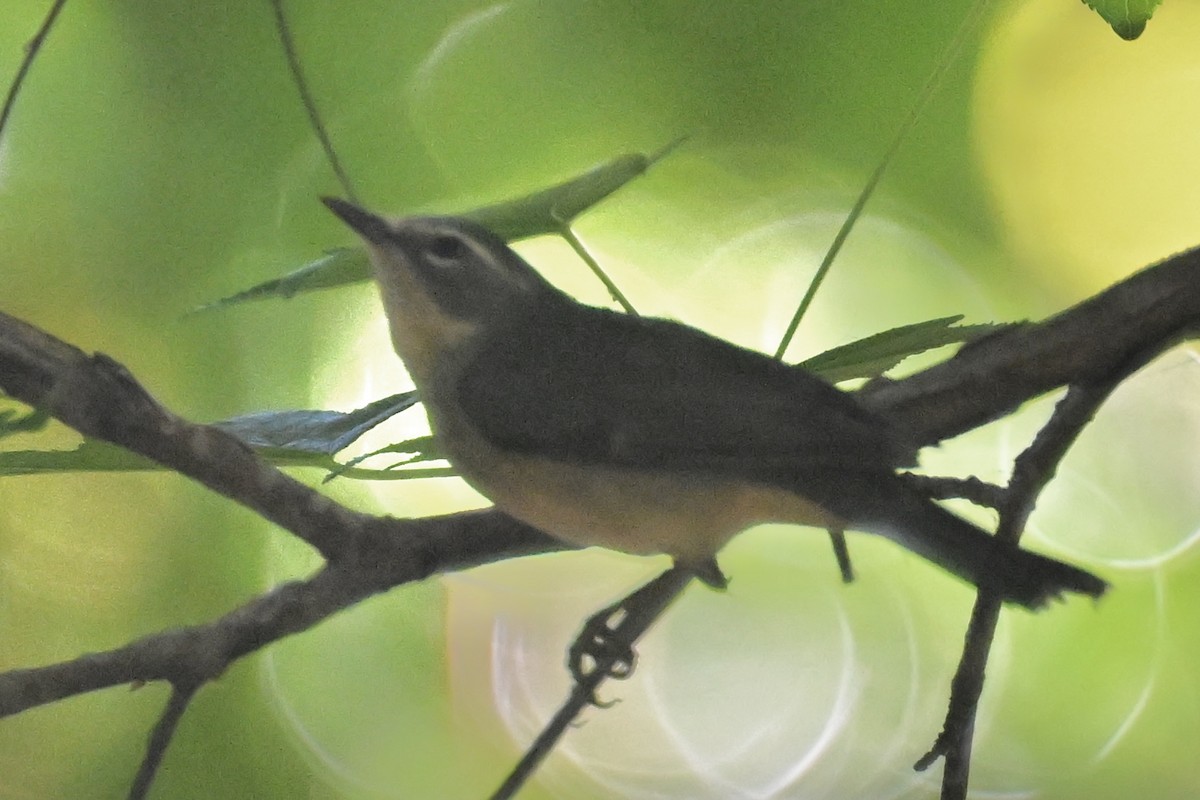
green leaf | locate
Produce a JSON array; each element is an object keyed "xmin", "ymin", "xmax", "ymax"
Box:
[
  {"xmin": 198, "ymin": 141, "xmax": 682, "ymax": 311},
  {"xmin": 0, "ymin": 318, "xmax": 995, "ymax": 479},
  {"xmin": 211, "ymin": 392, "xmax": 418, "ymax": 456},
  {"xmin": 0, "ymin": 437, "xmax": 453, "ymax": 481},
  {"xmin": 0, "ymin": 440, "xmax": 156, "ymax": 475},
  {"xmin": 1080, "ymin": 0, "xmax": 1162, "ymax": 40},
  {"xmin": 323, "ymin": 434, "xmax": 442, "ymax": 483},
  {"xmin": 192, "ymin": 248, "xmax": 371, "ymax": 312},
  {"xmin": 211, "ymin": 392, "xmax": 454, "ymax": 481},
  {"xmin": 0, "ymin": 406, "xmax": 51, "ymax": 439},
  {"xmin": 0, "ymin": 393, "xmax": 450, "ymax": 481},
  {"xmin": 798, "ymin": 315, "xmax": 1001, "ymax": 383},
  {"xmin": 464, "ymin": 137, "xmax": 686, "ymax": 238}
]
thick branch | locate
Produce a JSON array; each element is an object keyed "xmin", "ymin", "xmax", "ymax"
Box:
[
  {"xmin": 0, "ymin": 508, "xmax": 562, "ymax": 719},
  {"xmin": 3, "ymin": 247, "xmax": 1198, "ymax": 590},
  {"xmin": 1, "ymin": 242, "xmax": 1198, "ymax": 798},
  {"xmin": 0, "ymin": 310, "xmax": 563, "ymax": 571},
  {"xmin": 859, "ymin": 245, "xmax": 1200, "ymax": 443}
]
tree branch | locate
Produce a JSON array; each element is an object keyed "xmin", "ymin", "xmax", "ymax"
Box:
[
  {"xmin": 914, "ymin": 341, "xmax": 1158, "ymax": 799},
  {"xmin": 0, "ymin": 309, "xmax": 566, "ymax": 571},
  {"xmin": 859, "ymin": 245, "xmax": 1200, "ymax": 443},
  {"xmin": 0, "ymin": 242, "xmax": 1198, "ymax": 797},
  {"xmin": 129, "ymin": 682, "xmax": 198, "ymax": 800}
]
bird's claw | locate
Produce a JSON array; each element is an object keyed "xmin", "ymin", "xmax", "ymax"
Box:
[{"xmin": 567, "ymin": 603, "xmax": 638, "ymax": 706}]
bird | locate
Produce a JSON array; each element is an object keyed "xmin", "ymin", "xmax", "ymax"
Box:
[{"xmin": 323, "ymin": 197, "xmax": 1107, "ymax": 609}]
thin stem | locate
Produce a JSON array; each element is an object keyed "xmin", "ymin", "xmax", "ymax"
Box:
[
  {"xmin": 128, "ymin": 683, "xmax": 199, "ymax": 800},
  {"xmin": 557, "ymin": 221, "xmax": 638, "ymax": 315},
  {"xmin": 549, "ymin": 135, "xmax": 688, "ymax": 316},
  {"xmin": 905, "ymin": 474, "xmax": 1006, "ymax": 510},
  {"xmin": 774, "ymin": 0, "xmax": 992, "ymax": 360},
  {"xmin": 489, "ymin": 566, "xmax": 693, "ymax": 800},
  {"xmin": 269, "ymin": 0, "xmax": 360, "ymax": 203},
  {"xmin": 0, "ymin": 0, "xmax": 69, "ymax": 144},
  {"xmin": 917, "ymin": 360, "xmax": 1139, "ymax": 797},
  {"xmin": 489, "ymin": 666, "xmax": 608, "ymax": 800}
]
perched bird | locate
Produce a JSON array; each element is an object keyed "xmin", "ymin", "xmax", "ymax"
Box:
[{"xmin": 324, "ymin": 198, "xmax": 1106, "ymax": 609}]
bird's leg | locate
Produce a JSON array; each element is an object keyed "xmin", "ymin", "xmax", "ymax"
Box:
[
  {"xmin": 566, "ymin": 562, "xmax": 702, "ymax": 703},
  {"xmin": 688, "ymin": 557, "xmax": 729, "ymax": 589},
  {"xmin": 828, "ymin": 529, "xmax": 855, "ymax": 583}
]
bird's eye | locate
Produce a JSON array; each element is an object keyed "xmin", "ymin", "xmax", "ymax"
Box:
[{"xmin": 429, "ymin": 234, "xmax": 467, "ymax": 262}]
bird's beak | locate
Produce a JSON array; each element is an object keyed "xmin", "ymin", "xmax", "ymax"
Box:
[{"xmin": 322, "ymin": 197, "xmax": 394, "ymax": 246}]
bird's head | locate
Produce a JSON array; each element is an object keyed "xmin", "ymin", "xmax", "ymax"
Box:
[{"xmin": 323, "ymin": 198, "xmax": 557, "ymax": 385}]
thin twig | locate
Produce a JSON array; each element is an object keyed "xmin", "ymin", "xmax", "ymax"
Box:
[
  {"xmin": 548, "ymin": 136, "xmax": 689, "ymax": 317},
  {"xmin": 555, "ymin": 220, "xmax": 638, "ymax": 315},
  {"xmin": 916, "ymin": 349, "xmax": 1152, "ymax": 797},
  {"xmin": 128, "ymin": 683, "xmax": 199, "ymax": 800},
  {"xmin": 0, "ymin": 238, "xmax": 1198, "ymax": 794},
  {"xmin": 489, "ymin": 664, "xmax": 610, "ymax": 800},
  {"xmin": 904, "ymin": 474, "xmax": 1005, "ymax": 510},
  {"xmin": 489, "ymin": 566, "xmax": 694, "ymax": 800},
  {"xmin": 777, "ymin": 0, "xmax": 993, "ymax": 594},
  {"xmin": 773, "ymin": 0, "xmax": 992, "ymax": 359},
  {"xmin": 0, "ymin": 0, "xmax": 69, "ymax": 144},
  {"xmin": 268, "ymin": 0, "xmax": 360, "ymax": 203}
]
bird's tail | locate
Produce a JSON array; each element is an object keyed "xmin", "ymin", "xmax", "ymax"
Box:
[{"xmin": 820, "ymin": 475, "xmax": 1107, "ymax": 609}]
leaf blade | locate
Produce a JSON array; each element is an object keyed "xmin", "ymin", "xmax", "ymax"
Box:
[
  {"xmin": 798, "ymin": 315, "xmax": 1002, "ymax": 383},
  {"xmin": 198, "ymin": 143, "xmax": 680, "ymax": 311},
  {"xmin": 212, "ymin": 392, "xmax": 418, "ymax": 456},
  {"xmin": 1080, "ymin": 0, "xmax": 1162, "ymax": 40}
]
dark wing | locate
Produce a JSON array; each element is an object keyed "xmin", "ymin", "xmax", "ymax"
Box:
[
  {"xmin": 455, "ymin": 301, "xmax": 917, "ymax": 482},
  {"xmin": 455, "ymin": 301, "xmax": 1112, "ymax": 612}
]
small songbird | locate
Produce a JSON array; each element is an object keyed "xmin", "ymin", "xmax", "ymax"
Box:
[{"xmin": 323, "ymin": 198, "xmax": 1106, "ymax": 608}]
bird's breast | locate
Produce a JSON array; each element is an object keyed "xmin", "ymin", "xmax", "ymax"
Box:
[{"xmin": 422, "ymin": 377, "xmax": 844, "ymax": 562}]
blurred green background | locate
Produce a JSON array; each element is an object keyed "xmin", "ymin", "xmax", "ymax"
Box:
[{"xmin": 2, "ymin": 1, "xmax": 1199, "ymax": 798}]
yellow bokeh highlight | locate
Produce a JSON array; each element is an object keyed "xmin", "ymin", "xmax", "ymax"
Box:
[{"xmin": 974, "ymin": 0, "xmax": 1200, "ymax": 296}]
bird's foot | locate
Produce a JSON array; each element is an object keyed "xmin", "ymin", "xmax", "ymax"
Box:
[
  {"xmin": 566, "ymin": 563, "xmax": 698, "ymax": 707},
  {"xmin": 567, "ymin": 600, "xmax": 637, "ymax": 707}
]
